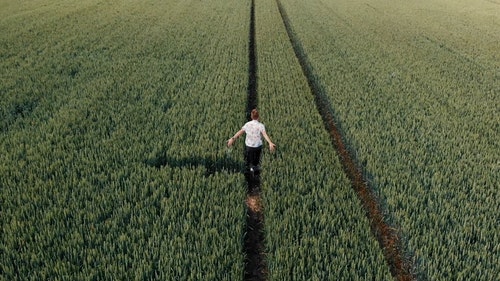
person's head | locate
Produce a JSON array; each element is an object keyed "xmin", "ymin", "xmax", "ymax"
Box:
[{"xmin": 251, "ymin": 109, "xmax": 259, "ymax": 120}]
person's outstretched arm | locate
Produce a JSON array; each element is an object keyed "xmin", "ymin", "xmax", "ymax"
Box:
[
  {"xmin": 227, "ymin": 129, "xmax": 244, "ymax": 147},
  {"xmin": 262, "ymin": 130, "xmax": 276, "ymax": 152}
]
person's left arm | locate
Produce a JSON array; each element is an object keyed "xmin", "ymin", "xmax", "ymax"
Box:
[{"xmin": 262, "ymin": 130, "xmax": 276, "ymax": 152}]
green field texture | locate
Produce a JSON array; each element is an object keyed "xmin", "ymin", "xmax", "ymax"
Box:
[
  {"xmin": 2, "ymin": 0, "xmax": 499, "ymax": 280},
  {"xmin": 254, "ymin": 0, "xmax": 393, "ymax": 279},
  {"xmin": 279, "ymin": 0, "xmax": 499, "ymax": 279},
  {"xmin": 1, "ymin": 0, "xmax": 250, "ymax": 279}
]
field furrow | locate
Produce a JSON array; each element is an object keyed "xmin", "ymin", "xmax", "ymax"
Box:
[{"xmin": 242, "ymin": 0, "xmax": 268, "ymax": 279}]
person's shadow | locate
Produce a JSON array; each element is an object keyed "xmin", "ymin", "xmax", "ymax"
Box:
[
  {"xmin": 144, "ymin": 152, "xmax": 242, "ymax": 178},
  {"xmin": 145, "ymin": 151, "xmax": 261, "ymax": 195}
]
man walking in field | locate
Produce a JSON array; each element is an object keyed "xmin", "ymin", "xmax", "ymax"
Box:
[{"xmin": 227, "ymin": 109, "xmax": 276, "ymax": 174}]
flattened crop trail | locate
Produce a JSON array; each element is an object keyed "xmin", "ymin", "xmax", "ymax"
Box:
[
  {"xmin": 243, "ymin": 0, "xmax": 267, "ymax": 280},
  {"xmin": 275, "ymin": 0, "xmax": 416, "ymax": 280},
  {"xmin": 246, "ymin": 0, "xmax": 258, "ymax": 118}
]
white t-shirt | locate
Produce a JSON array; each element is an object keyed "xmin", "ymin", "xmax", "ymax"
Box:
[{"xmin": 242, "ymin": 120, "xmax": 265, "ymax": 148}]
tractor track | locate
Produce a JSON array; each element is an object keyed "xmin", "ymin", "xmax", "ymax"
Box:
[
  {"xmin": 275, "ymin": 0, "xmax": 416, "ymax": 280},
  {"xmin": 243, "ymin": 0, "xmax": 267, "ymax": 280}
]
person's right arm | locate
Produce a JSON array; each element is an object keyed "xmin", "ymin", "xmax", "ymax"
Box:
[{"xmin": 227, "ymin": 129, "xmax": 244, "ymax": 147}]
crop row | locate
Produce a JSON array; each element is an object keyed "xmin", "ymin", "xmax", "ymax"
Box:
[
  {"xmin": 278, "ymin": 0, "xmax": 499, "ymax": 279},
  {"xmin": 1, "ymin": 0, "xmax": 250, "ymax": 279},
  {"xmin": 252, "ymin": 0, "xmax": 394, "ymax": 279}
]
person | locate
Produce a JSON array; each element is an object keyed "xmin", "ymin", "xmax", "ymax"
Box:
[{"xmin": 227, "ymin": 109, "xmax": 276, "ymax": 171}]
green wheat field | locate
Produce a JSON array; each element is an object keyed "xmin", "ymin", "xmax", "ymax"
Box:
[{"xmin": 1, "ymin": 0, "xmax": 498, "ymax": 280}]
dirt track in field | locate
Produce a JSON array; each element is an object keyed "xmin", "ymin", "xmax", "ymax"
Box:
[
  {"xmin": 275, "ymin": 0, "xmax": 416, "ymax": 280},
  {"xmin": 244, "ymin": 175, "xmax": 267, "ymax": 281},
  {"xmin": 243, "ymin": 0, "xmax": 267, "ymax": 280}
]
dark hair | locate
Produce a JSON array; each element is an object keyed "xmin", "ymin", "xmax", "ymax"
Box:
[{"xmin": 251, "ymin": 109, "xmax": 259, "ymax": 120}]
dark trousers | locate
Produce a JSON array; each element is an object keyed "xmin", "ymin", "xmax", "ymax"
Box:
[{"xmin": 244, "ymin": 146, "xmax": 262, "ymax": 167}]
